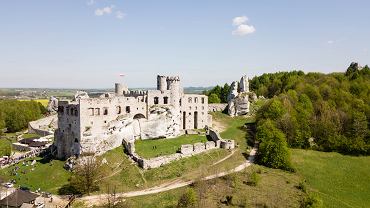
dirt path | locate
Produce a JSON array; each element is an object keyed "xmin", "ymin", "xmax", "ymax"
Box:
[
  {"xmin": 78, "ymin": 143, "xmax": 258, "ymax": 206},
  {"xmin": 211, "ymin": 149, "xmax": 236, "ymax": 166}
]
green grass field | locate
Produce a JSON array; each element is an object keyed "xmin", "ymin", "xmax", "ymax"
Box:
[
  {"xmin": 0, "ymin": 157, "xmax": 70, "ymax": 194},
  {"xmin": 292, "ymin": 149, "xmax": 370, "ymax": 208},
  {"xmin": 135, "ymin": 134, "xmax": 208, "ymax": 158}
]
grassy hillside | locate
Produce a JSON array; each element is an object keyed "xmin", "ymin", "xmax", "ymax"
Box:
[
  {"xmin": 292, "ymin": 149, "xmax": 370, "ymax": 208},
  {"xmin": 95, "ymin": 165, "xmax": 305, "ymax": 208},
  {"xmin": 0, "ymin": 157, "xmax": 70, "ymax": 194}
]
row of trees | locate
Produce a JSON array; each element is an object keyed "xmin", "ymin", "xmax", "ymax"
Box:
[
  {"xmin": 254, "ymin": 63, "xmax": 370, "ymax": 170},
  {"xmin": 203, "ymin": 84, "xmax": 231, "ymax": 103},
  {"xmin": 0, "ymin": 100, "xmax": 46, "ymax": 133}
]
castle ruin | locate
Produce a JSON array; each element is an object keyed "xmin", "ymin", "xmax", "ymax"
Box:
[{"xmin": 53, "ymin": 75, "xmax": 209, "ymax": 159}]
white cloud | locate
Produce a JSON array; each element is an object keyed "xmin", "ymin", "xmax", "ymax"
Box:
[
  {"xmin": 232, "ymin": 16, "xmax": 248, "ymax": 26},
  {"xmin": 95, "ymin": 5, "xmax": 115, "ymax": 16},
  {"xmin": 232, "ymin": 24, "xmax": 256, "ymax": 36},
  {"xmin": 116, "ymin": 11, "xmax": 125, "ymax": 19},
  {"xmin": 231, "ymin": 16, "xmax": 255, "ymax": 36},
  {"xmin": 327, "ymin": 40, "xmax": 334, "ymax": 44}
]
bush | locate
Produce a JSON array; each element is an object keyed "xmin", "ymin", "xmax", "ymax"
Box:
[
  {"xmin": 0, "ymin": 140, "xmax": 12, "ymax": 157},
  {"xmin": 177, "ymin": 188, "xmax": 198, "ymax": 208},
  {"xmin": 297, "ymin": 181, "xmax": 307, "ymax": 193},
  {"xmin": 246, "ymin": 172, "xmax": 260, "ymax": 186},
  {"xmin": 301, "ymin": 194, "xmax": 323, "ymax": 208}
]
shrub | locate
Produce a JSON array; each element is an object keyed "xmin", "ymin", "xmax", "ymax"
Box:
[
  {"xmin": 177, "ymin": 188, "xmax": 198, "ymax": 208},
  {"xmin": 301, "ymin": 194, "xmax": 323, "ymax": 208},
  {"xmin": 297, "ymin": 181, "xmax": 307, "ymax": 193},
  {"xmin": 246, "ymin": 172, "xmax": 260, "ymax": 186}
]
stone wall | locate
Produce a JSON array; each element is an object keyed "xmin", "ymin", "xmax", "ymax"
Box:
[
  {"xmin": 122, "ymin": 128, "xmax": 235, "ymax": 169},
  {"xmin": 28, "ymin": 115, "xmax": 58, "ymax": 136},
  {"xmin": 208, "ymin": 103, "xmax": 228, "ymax": 112}
]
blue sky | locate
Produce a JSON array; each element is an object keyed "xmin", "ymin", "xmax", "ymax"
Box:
[{"xmin": 0, "ymin": 0, "xmax": 369, "ymax": 88}]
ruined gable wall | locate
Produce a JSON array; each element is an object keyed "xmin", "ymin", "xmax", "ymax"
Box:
[{"xmin": 180, "ymin": 94, "xmax": 208, "ymax": 130}]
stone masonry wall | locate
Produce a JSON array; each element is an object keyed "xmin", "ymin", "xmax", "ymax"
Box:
[
  {"xmin": 123, "ymin": 128, "xmax": 235, "ymax": 169},
  {"xmin": 208, "ymin": 103, "xmax": 228, "ymax": 112}
]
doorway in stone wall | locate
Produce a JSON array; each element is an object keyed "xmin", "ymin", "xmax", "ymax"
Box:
[
  {"xmin": 183, "ymin": 111, "xmax": 186, "ymax": 129},
  {"xmin": 194, "ymin": 111, "xmax": 198, "ymax": 129}
]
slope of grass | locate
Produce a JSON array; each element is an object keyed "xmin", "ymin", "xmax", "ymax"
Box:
[
  {"xmin": 210, "ymin": 112, "xmax": 254, "ymax": 150},
  {"xmin": 135, "ymin": 134, "xmax": 208, "ymax": 158},
  {"xmin": 98, "ymin": 147, "xmax": 229, "ymax": 193},
  {"xmin": 104, "ymin": 165, "xmax": 305, "ymax": 208},
  {"xmin": 292, "ymin": 149, "xmax": 370, "ymax": 208},
  {"xmin": 0, "ymin": 157, "xmax": 70, "ymax": 194}
]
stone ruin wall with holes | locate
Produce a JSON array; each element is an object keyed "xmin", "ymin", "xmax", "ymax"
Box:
[
  {"xmin": 53, "ymin": 75, "xmax": 210, "ymax": 159},
  {"xmin": 122, "ymin": 128, "xmax": 235, "ymax": 169}
]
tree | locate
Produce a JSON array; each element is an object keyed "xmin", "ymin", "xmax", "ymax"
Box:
[
  {"xmin": 208, "ymin": 93, "xmax": 221, "ymax": 103},
  {"xmin": 177, "ymin": 188, "xmax": 198, "ymax": 208},
  {"xmin": 256, "ymin": 120, "xmax": 293, "ymax": 171},
  {"xmin": 220, "ymin": 83, "xmax": 230, "ymax": 103},
  {"xmin": 260, "ymin": 99, "xmax": 286, "ymax": 120},
  {"xmin": 69, "ymin": 157, "xmax": 101, "ymax": 195}
]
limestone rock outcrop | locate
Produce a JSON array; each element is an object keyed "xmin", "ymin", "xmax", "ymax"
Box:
[
  {"xmin": 239, "ymin": 75, "xmax": 249, "ymax": 93},
  {"xmin": 140, "ymin": 106, "xmax": 181, "ymax": 139},
  {"xmin": 227, "ymin": 81, "xmax": 239, "ymax": 116},
  {"xmin": 47, "ymin": 96, "xmax": 58, "ymax": 113},
  {"xmin": 73, "ymin": 91, "xmax": 89, "ymax": 101},
  {"xmin": 227, "ymin": 75, "xmax": 253, "ymax": 117}
]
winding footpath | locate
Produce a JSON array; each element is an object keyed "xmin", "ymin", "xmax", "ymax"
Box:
[{"xmin": 80, "ymin": 143, "xmax": 258, "ymax": 206}]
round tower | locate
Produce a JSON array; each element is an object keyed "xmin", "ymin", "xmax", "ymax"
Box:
[
  {"xmin": 166, "ymin": 76, "xmax": 181, "ymax": 109},
  {"xmin": 157, "ymin": 75, "xmax": 167, "ymax": 91},
  {"xmin": 115, "ymin": 83, "xmax": 124, "ymax": 95}
]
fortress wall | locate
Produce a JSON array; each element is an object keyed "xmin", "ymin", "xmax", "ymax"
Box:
[
  {"xmin": 208, "ymin": 103, "xmax": 228, "ymax": 112},
  {"xmin": 79, "ymin": 97, "xmax": 147, "ymax": 137}
]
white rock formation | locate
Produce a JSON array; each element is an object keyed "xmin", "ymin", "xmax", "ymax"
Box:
[
  {"xmin": 140, "ymin": 106, "xmax": 181, "ymax": 139},
  {"xmin": 227, "ymin": 81, "xmax": 239, "ymax": 116},
  {"xmin": 239, "ymin": 75, "xmax": 249, "ymax": 93},
  {"xmin": 47, "ymin": 96, "xmax": 58, "ymax": 113},
  {"xmin": 227, "ymin": 76, "xmax": 252, "ymax": 117},
  {"xmin": 73, "ymin": 91, "xmax": 89, "ymax": 101}
]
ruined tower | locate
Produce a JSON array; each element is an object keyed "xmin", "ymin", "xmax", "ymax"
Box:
[
  {"xmin": 115, "ymin": 83, "xmax": 124, "ymax": 95},
  {"xmin": 157, "ymin": 75, "xmax": 167, "ymax": 91},
  {"xmin": 166, "ymin": 76, "xmax": 181, "ymax": 109}
]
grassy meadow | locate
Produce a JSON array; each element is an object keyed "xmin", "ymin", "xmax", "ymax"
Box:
[
  {"xmin": 292, "ymin": 149, "xmax": 370, "ymax": 208},
  {"xmin": 0, "ymin": 157, "xmax": 71, "ymax": 194}
]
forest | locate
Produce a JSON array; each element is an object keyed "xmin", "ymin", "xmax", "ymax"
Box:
[
  {"xmin": 0, "ymin": 100, "xmax": 46, "ymax": 134},
  {"xmin": 205, "ymin": 63, "xmax": 370, "ymax": 169}
]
